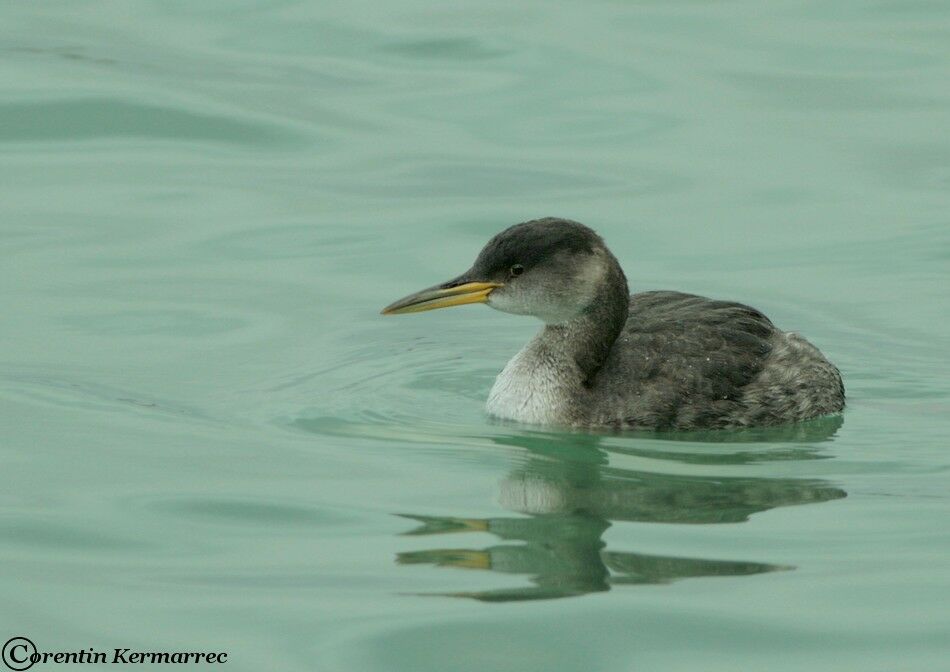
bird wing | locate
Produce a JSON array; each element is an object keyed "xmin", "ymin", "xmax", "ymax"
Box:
[{"xmin": 594, "ymin": 291, "xmax": 775, "ymax": 428}]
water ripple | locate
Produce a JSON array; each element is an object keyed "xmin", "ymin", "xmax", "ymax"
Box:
[{"xmin": 0, "ymin": 98, "xmax": 306, "ymax": 147}]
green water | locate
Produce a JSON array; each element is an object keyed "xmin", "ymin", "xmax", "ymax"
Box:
[{"xmin": 2, "ymin": 2, "xmax": 949, "ymax": 670}]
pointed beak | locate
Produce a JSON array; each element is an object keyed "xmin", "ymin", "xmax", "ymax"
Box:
[{"xmin": 381, "ymin": 277, "xmax": 502, "ymax": 315}]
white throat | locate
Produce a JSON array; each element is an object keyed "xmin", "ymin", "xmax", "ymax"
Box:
[{"xmin": 485, "ymin": 332, "xmax": 578, "ymax": 425}]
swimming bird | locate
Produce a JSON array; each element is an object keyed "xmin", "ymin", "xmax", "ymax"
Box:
[{"xmin": 381, "ymin": 218, "xmax": 844, "ymax": 430}]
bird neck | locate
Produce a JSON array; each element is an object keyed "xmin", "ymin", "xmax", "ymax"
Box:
[{"xmin": 539, "ymin": 260, "xmax": 628, "ymax": 386}]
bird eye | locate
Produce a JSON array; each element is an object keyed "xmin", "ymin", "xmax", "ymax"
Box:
[{"xmin": 509, "ymin": 264, "xmax": 524, "ymax": 277}]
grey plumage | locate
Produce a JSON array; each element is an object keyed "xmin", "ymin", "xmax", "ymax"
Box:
[
  {"xmin": 383, "ymin": 217, "xmax": 845, "ymax": 430},
  {"xmin": 580, "ymin": 291, "xmax": 845, "ymax": 429}
]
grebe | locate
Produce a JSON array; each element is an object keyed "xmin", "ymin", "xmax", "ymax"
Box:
[{"xmin": 382, "ymin": 218, "xmax": 844, "ymax": 430}]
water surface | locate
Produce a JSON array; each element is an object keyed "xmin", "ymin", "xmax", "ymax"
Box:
[{"xmin": 2, "ymin": 1, "xmax": 949, "ymax": 670}]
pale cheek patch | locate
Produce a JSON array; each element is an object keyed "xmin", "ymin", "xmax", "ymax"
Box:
[
  {"xmin": 488, "ymin": 290, "xmax": 533, "ymax": 316},
  {"xmin": 487, "ymin": 250, "xmax": 609, "ymax": 324},
  {"xmin": 572, "ymin": 249, "xmax": 609, "ymax": 295}
]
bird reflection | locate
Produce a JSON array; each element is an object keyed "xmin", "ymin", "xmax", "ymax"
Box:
[{"xmin": 397, "ymin": 416, "xmax": 845, "ymax": 601}]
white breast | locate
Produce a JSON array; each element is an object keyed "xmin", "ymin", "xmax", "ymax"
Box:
[{"xmin": 485, "ymin": 343, "xmax": 572, "ymax": 425}]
